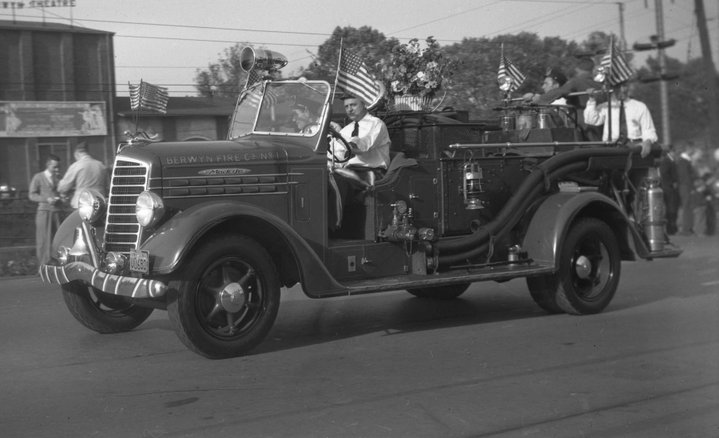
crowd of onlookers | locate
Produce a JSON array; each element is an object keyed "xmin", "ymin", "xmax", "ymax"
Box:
[{"xmin": 661, "ymin": 141, "xmax": 718, "ymax": 237}]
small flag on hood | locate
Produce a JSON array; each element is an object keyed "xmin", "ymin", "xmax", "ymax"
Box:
[{"xmin": 129, "ymin": 80, "xmax": 169, "ymax": 114}]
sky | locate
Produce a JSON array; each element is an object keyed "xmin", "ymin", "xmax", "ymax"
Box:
[{"xmin": 1, "ymin": 0, "xmax": 716, "ymax": 97}]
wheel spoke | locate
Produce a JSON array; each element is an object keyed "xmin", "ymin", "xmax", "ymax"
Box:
[
  {"xmin": 221, "ymin": 263, "xmax": 236, "ymax": 285},
  {"xmin": 225, "ymin": 312, "xmax": 235, "ymax": 334},
  {"xmin": 237, "ymin": 268, "xmax": 255, "ymax": 289},
  {"xmin": 206, "ymin": 303, "xmax": 222, "ymax": 320}
]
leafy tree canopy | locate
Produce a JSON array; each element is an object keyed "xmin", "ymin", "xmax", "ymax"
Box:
[{"xmin": 299, "ymin": 26, "xmax": 401, "ymax": 81}]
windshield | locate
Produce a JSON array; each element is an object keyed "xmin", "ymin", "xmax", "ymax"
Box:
[{"xmin": 228, "ymin": 80, "xmax": 331, "ymax": 140}]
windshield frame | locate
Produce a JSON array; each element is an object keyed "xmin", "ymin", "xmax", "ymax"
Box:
[{"xmin": 227, "ymin": 80, "xmax": 332, "ymax": 146}]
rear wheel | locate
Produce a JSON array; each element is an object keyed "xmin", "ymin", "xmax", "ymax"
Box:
[
  {"xmin": 526, "ymin": 275, "xmax": 564, "ymax": 314},
  {"xmin": 556, "ymin": 218, "xmax": 621, "ymax": 314},
  {"xmin": 62, "ymin": 282, "xmax": 154, "ymax": 333},
  {"xmin": 407, "ymin": 283, "xmax": 470, "ymax": 300},
  {"xmin": 526, "ymin": 218, "xmax": 621, "ymax": 315},
  {"xmin": 167, "ymin": 234, "xmax": 281, "ymax": 359}
]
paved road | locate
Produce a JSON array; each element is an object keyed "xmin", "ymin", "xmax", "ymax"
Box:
[{"xmin": 0, "ymin": 234, "xmax": 717, "ymax": 438}]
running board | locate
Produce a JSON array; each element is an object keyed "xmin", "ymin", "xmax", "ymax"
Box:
[{"xmin": 312, "ymin": 262, "xmax": 555, "ymax": 298}]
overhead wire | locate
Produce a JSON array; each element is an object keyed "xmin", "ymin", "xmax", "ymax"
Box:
[{"xmin": 3, "ymin": 0, "xmax": 713, "ymax": 92}]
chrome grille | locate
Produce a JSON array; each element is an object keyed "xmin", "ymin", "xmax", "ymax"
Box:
[{"xmin": 104, "ymin": 158, "xmax": 149, "ymax": 253}]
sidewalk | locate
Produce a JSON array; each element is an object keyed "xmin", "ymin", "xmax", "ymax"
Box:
[{"xmin": 0, "ymin": 246, "xmax": 37, "ymax": 278}]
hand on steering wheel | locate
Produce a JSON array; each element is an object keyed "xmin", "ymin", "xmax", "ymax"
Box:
[{"xmin": 327, "ymin": 125, "xmax": 353, "ymax": 164}]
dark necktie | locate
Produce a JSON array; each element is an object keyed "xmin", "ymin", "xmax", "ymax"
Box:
[
  {"xmin": 618, "ymin": 99, "xmax": 628, "ymax": 143},
  {"xmin": 351, "ymin": 121, "xmax": 359, "ymax": 137}
]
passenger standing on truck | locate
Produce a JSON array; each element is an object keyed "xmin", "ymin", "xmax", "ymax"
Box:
[
  {"xmin": 58, "ymin": 142, "xmax": 108, "ymax": 208},
  {"xmin": 532, "ymin": 57, "xmax": 603, "ymax": 140},
  {"xmin": 523, "ymin": 67, "xmax": 568, "ymax": 105},
  {"xmin": 583, "ymin": 80, "xmax": 658, "ymax": 158},
  {"xmin": 330, "ymin": 94, "xmax": 391, "ymax": 181},
  {"xmin": 28, "ymin": 154, "xmax": 62, "ymax": 265}
]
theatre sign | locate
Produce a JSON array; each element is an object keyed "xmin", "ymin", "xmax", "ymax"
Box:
[{"xmin": 0, "ymin": 101, "xmax": 107, "ymax": 137}]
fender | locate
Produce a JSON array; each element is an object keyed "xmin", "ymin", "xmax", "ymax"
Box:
[
  {"xmin": 522, "ymin": 191, "xmax": 634, "ymax": 267},
  {"xmin": 140, "ymin": 201, "xmax": 347, "ymax": 296},
  {"xmin": 52, "ymin": 211, "xmax": 83, "ymax": 253}
]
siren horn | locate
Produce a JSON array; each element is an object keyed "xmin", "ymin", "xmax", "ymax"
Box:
[{"xmin": 240, "ymin": 47, "xmax": 288, "ymax": 72}]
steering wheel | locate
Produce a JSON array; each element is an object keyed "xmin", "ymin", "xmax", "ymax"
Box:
[{"xmin": 327, "ymin": 125, "xmax": 353, "ymax": 164}]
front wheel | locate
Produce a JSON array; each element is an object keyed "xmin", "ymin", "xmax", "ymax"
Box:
[
  {"xmin": 407, "ymin": 283, "xmax": 470, "ymax": 300},
  {"xmin": 167, "ymin": 234, "xmax": 281, "ymax": 359},
  {"xmin": 62, "ymin": 282, "xmax": 154, "ymax": 333}
]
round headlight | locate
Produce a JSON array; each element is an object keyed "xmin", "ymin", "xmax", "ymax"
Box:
[
  {"xmin": 136, "ymin": 191, "xmax": 165, "ymax": 228},
  {"xmin": 77, "ymin": 189, "xmax": 106, "ymax": 224}
]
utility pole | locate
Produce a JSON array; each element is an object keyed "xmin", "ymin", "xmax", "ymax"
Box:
[
  {"xmin": 654, "ymin": 0, "xmax": 670, "ymax": 145},
  {"xmin": 617, "ymin": 2, "xmax": 627, "ymax": 50},
  {"xmin": 633, "ymin": 0, "xmax": 675, "ymax": 145},
  {"xmin": 694, "ymin": 0, "xmax": 719, "ymax": 144}
]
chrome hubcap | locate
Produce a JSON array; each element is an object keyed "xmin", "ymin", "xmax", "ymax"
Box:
[
  {"xmin": 574, "ymin": 255, "xmax": 592, "ymax": 280},
  {"xmin": 219, "ymin": 282, "xmax": 247, "ymax": 313}
]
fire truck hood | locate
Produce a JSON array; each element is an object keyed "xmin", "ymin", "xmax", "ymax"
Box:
[{"xmin": 117, "ymin": 136, "xmax": 318, "ymax": 166}]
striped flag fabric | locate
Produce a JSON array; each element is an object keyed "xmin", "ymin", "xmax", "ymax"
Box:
[
  {"xmin": 244, "ymin": 69, "xmax": 262, "ymax": 90},
  {"xmin": 244, "ymin": 81, "xmax": 279, "ymax": 108},
  {"xmin": 599, "ymin": 44, "xmax": 633, "ymax": 86},
  {"xmin": 129, "ymin": 80, "xmax": 170, "ymax": 114},
  {"xmin": 336, "ymin": 49, "xmax": 382, "ymax": 107},
  {"xmin": 498, "ymin": 55, "xmax": 525, "ymax": 92}
]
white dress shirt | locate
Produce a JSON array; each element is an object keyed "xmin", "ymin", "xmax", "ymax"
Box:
[
  {"xmin": 584, "ymin": 97, "xmax": 658, "ymax": 143},
  {"xmin": 336, "ymin": 112, "xmax": 391, "ymax": 169}
]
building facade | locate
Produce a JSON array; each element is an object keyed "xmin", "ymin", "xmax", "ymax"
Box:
[{"xmin": 0, "ymin": 20, "xmax": 115, "ymax": 192}]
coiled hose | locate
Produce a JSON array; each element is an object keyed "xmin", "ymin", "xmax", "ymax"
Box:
[{"xmin": 436, "ymin": 146, "xmax": 639, "ymax": 267}]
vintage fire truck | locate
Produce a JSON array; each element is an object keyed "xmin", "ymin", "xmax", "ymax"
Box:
[{"xmin": 40, "ymin": 49, "xmax": 681, "ymax": 358}]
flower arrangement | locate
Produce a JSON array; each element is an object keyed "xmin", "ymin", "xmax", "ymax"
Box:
[{"xmin": 380, "ymin": 36, "xmax": 457, "ymax": 99}]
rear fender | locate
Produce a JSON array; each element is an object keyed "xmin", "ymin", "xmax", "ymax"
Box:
[
  {"xmin": 140, "ymin": 201, "xmax": 346, "ymax": 296},
  {"xmin": 522, "ymin": 192, "xmax": 634, "ymax": 268}
]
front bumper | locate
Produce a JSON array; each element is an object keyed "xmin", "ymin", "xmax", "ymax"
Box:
[{"xmin": 39, "ymin": 261, "xmax": 168, "ymax": 299}]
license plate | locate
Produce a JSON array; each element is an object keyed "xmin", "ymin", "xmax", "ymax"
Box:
[{"xmin": 129, "ymin": 249, "xmax": 149, "ymax": 273}]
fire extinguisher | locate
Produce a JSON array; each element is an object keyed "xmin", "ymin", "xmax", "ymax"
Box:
[{"xmin": 641, "ymin": 167, "xmax": 666, "ymax": 251}]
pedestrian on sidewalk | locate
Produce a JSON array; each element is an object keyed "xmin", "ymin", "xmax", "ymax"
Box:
[
  {"xmin": 58, "ymin": 142, "xmax": 108, "ymax": 209},
  {"xmin": 28, "ymin": 154, "xmax": 62, "ymax": 265}
]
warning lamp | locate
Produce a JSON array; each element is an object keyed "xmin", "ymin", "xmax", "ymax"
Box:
[{"xmin": 463, "ymin": 162, "xmax": 484, "ymax": 210}]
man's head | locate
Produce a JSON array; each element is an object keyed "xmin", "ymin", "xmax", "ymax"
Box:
[
  {"xmin": 342, "ymin": 95, "xmax": 367, "ymax": 122},
  {"xmin": 45, "ymin": 154, "xmax": 60, "ymax": 174},
  {"xmin": 291, "ymin": 99, "xmax": 316, "ymax": 130},
  {"xmin": 74, "ymin": 142, "xmax": 89, "ymax": 160},
  {"xmin": 614, "ymin": 81, "xmax": 635, "ymax": 100},
  {"xmin": 576, "ymin": 57, "xmax": 594, "ymax": 74},
  {"xmin": 542, "ymin": 68, "xmax": 567, "ymax": 93}
]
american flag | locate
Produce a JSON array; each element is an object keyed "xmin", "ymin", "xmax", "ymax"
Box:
[
  {"xmin": 243, "ymin": 81, "xmax": 279, "ymax": 109},
  {"xmin": 599, "ymin": 44, "xmax": 633, "ymax": 86},
  {"xmin": 336, "ymin": 49, "xmax": 382, "ymax": 107},
  {"xmin": 498, "ymin": 55, "xmax": 525, "ymax": 92},
  {"xmin": 129, "ymin": 81, "xmax": 169, "ymax": 114},
  {"xmin": 244, "ymin": 69, "xmax": 262, "ymax": 89}
]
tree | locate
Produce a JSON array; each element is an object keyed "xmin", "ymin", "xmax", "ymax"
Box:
[
  {"xmin": 299, "ymin": 26, "xmax": 400, "ymax": 82},
  {"xmin": 442, "ymin": 32, "xmax": 579, "ymax": 118},
  {"xmin": 635, "ymin": 56, "xmax": 717, "ymax": 146},
  {"xmin": 194, "ymin": 43, "xmax": 274, "ymax": 99}
]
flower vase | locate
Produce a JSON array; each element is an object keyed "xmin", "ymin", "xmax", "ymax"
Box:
[{"xmin": 393, "ymin": 94, "xmax": 432, "ymax": 111}]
